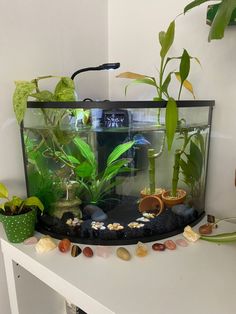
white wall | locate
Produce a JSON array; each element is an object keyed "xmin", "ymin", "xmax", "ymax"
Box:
[
  {"xmin": 108, "ymin": 0, "xmax": 236, "ymax": 217},
  {"xmin": 0, "ymin": 0, "xmax": 108, "ymax": 312}
]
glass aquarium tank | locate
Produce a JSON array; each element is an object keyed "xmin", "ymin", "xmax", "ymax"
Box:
[{"xmin": 21, "ymin": 100, "xmax": 214, "ymax": 245}]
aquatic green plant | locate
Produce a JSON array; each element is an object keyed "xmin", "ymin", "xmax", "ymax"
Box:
[
  {"xmin": 117, "ymin": 20, "xmax": 198, "ymax": 150},
  {"xmin": 0, "ymin": 182, "xmax": 44, "ymax": 215},
  {"xmin": 171, "ymin": 128, "xmax": 204, "ymax": 197},
  {"xmin": 71, "ymin": 138, "xmax": 134, "ymax": 204},
  {"xmin": 184, "ymin": 0, "xmax": 236, "ymax": 41}
]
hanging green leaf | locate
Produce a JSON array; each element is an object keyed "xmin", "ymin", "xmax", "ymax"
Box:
[
  {"xmin": 13, "ymin": 81, "xmax": 36, "ymax": 124},
  {"xmin": 184, "ymin": 0, "xmax": 210, "ymax": 14},
  {"xmin": 0, "ymin": 183, "xmax": 8, "ymax": 199},
  {"xmin": 54, "ymin": 77, "xmax": 76, "ymax": 101},
  {"xmin": 160, "ymin": 20, "xmax": 175, "ymax": 59},
  {"xmin": 166, "ymin": 98, "xmax": 178, "ymax": 151},
  {"xmin": 208, "ymin": 0, "xmax": 236, "ymax": 41},
  {"xmin": 107, "ymin": 141, "xmax": 134, "ymax": 166}
]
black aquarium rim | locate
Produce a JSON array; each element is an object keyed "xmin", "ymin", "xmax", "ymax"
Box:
[
  {"xmin": 35, "ymin": 212, "xmax": 205, "ymax": 246},
  {"xmin": 27, "ymin": 100, "xmax": 215, "ymax": 110}
]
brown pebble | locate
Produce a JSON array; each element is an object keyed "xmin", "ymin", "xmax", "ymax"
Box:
[
  {"xmin": 83, "ymin": 246, "xmax": 93, "ymax": 257},
  {"xmin": 71, "ymin": 245, "xmax": 82, "ymax": 257},
  {"xmin": 164, "ymin": 240, "xmax": 176, "ymax": 250},
  {"xmin": 175, "ymin": 239, "xmax": 188, "ymax": 247},
  {"xmin": 199, "ymin": 223, "xmax": 213, "ymax": 235},
  {"xmin": 152, "ymin": 243, "xmax": 165, "ymax": 251}
]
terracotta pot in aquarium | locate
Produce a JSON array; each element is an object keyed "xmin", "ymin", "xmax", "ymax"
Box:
[{"xmin": 21, "ymin": 100, "xmax": 214, "ymax": 245}]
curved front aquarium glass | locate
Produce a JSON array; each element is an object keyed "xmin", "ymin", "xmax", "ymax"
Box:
[{"xmin": 21, "ymin": 100, "xmax": 214, "ymax": 245}]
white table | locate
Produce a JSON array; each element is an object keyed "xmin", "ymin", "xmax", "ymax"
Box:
[{"xmin": 1, "ymin": 221, "xmax": 236, "ymax": 314}]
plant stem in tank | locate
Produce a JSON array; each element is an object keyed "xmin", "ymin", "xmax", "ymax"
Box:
[{"xmin": 147, "ymin": 134, "xmax": 165, "ymax": 194}]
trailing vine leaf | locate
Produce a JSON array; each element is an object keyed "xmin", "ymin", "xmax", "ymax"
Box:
[
  {"xmin": 166, "ymin": 98, "xmax": 178, "ymax": 151},
  {"xmin": 184, "ymin": 0, "xmax": 236, "ymax": 41},
  {"xmin": 107, "ymin": 141, "xmax": 134, "ymax": 165},
  {"xmin": 0, "ymin": 183, "xmax": 8, "ymax": 199},
  {"xmin": 54, "ymin": 77, "xmax": 76, "ymax": 101},
  {"xmin": 160, "ymin": 20, "xmax": 175, "ymax": 58},
  {"xmin": 208, "ymin": 0, "xmax": 236, "ymax": 41},
  {"xmin": 184, "ymin": 0, "xmax": 210, "ymax": 14},
  {"xmin": 13, "ymin": 81, "xmax": 36, "ymax": 124}
]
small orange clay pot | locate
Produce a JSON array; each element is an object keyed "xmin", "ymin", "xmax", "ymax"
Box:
[
  {"xmin": 161, "ymin": 189, "xmax": 186, "ymax": 207},
  {"xmin": 140, "ymin": 187, "xmax": 165, "ymax": 199},
  {"xmin": 138, "ymin": 195, "xmax": 164, "ymax": 216}
]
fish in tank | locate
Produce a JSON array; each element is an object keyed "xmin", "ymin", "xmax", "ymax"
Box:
[{"xmin": 21, "ymin": 100, "xmax": 214, "ymax": 245}]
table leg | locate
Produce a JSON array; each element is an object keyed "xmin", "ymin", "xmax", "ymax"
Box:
[{"xmin": 2, "ymin": 252, "xmax": 20, "ymax": 314}]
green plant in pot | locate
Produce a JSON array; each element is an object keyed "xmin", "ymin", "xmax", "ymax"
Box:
[
  {"xmin": 117, "ymin": 20, "xmax": 198, "ymax": 151},
  {"xmin": 162, "ymin": 127, "xmax": 205, "ymax": 207},
  {"xmin": 0, "ymin": 183, "xmax": 44, "ymax": 243}
]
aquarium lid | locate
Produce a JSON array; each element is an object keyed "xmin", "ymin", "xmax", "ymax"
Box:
[{"xmin": 27, "ymin": 100, "xmax": 215, "ymax": 109}]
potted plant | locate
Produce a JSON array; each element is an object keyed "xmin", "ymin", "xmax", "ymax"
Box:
[{"xmin": 0, "ymin": 183, "xmax": 44, "ymax": 243}]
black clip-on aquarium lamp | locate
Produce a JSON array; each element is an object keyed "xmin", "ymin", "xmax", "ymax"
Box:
[{"xmin": 70, "ymin": 62, "xmax": 120, "ymax": 80}]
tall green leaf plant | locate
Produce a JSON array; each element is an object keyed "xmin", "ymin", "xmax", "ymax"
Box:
[{"xmin": 117, "ymin": 20, "xmax": 198, "ymax": 151}]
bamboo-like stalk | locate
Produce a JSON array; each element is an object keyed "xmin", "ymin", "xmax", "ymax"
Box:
[
  {"xmin": 172, "ymin": 150, "xmax": 181, "ymax": 197},
  {"xmin": 147, "ymin": 134, "xmax": 165, "ymax": 195},
  {"xmin": 148, "ymin": 149, "xmax": 156, "ymax": 195}
]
